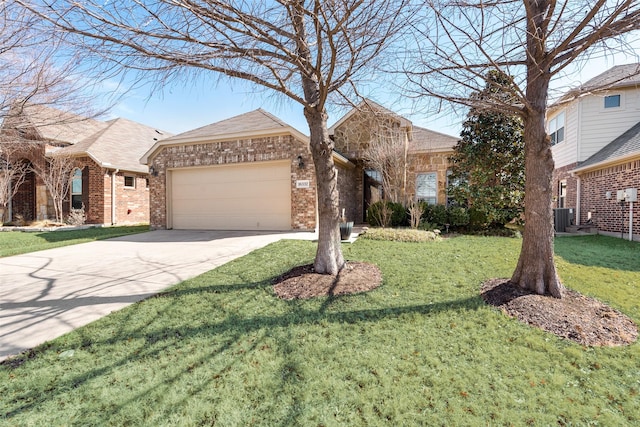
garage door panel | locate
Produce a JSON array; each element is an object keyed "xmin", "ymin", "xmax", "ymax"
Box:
[{"xmin": 170, "ymin": 161, "xmax": 292, "ymax": 230}]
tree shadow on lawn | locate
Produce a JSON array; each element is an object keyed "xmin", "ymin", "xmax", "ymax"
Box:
[{"xmin": 1, "ymin": 281, "xmax": 484, "ymax": 421}]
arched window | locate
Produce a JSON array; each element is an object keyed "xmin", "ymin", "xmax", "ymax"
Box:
[{"xmin": 71, "ymin": 168, "xmax": 83, "ymax": 209}]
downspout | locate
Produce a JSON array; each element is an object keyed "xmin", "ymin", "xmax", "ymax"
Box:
[
  {"xmin": 629, "ymin": 201, "xmax": 634, "ymax": 242},
  {"xmin": 7, "ymin": 180, "xmax": 12, "ymax": 222},
  {"xmin": 111, "ymin": 169, "xmax": 119, "ymax": 225},
  {"xmin": 575, "ymin": 175, "xmax": 581, "ymax": 226}
]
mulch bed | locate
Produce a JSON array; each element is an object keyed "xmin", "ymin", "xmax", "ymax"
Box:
[
  {"xmin": 272, "ymin": 263, "xmax": 637, "ymax": 347},
  {"xmin": 273, "ymin": 261, "xmax": 382, "ymax": 300},
  {"xmin": 481, "ymin": 278, "xmax": 638, "ymax": 347}
]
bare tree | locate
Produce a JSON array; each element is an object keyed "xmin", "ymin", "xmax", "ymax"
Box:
[
  {"xmin": 1, "ymin": 1, "xmax": 100, "ymax": 124},
  {"xmin": 19, "ymin": 0, "xmax": 412, "ymax": 274},
  {"xmin": 32, "ymin": 151, "xmax": 76, "ymax": 224},
  {"xmin": 361, "ymin": 113, "xmax": 409, "ymax": 205},
  {"xmin": 0, "ymin": 141, "xmax": 30, "ymax": 223},
  {"xmin": 405, "ymin": 0, "xmax": 640, "ymax": 297}
]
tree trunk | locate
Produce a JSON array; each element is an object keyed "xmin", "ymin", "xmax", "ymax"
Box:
[
  {"xmin": 511, "ymin": 104, "xmax": 563, "ymax": 297},
  {"xmin": 511, "ymin": 0, "xmax": 563, "ymax": 298},
  {"xmin": 305, "ymin": 106, "xmax": 345, "ymax": 275}
]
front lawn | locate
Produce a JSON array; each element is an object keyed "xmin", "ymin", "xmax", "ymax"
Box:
[
  {"xmin": 0, "ymin": 225, "xmax": 150, "ymax": 257},
  {"xmin": 1, "ymin": 235, "xmax": 638, "ymax": 426}
]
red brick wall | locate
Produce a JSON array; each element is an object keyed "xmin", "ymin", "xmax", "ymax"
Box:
[
  {"xmin": 69, "ymin": 157, "xmax": 105, "ymax": 224},
  {"xmin": 552, "ymin": 163, "xmax": 578, "ymax": 210},
  {"xmin": 114, "ymin": 174, "xmax": 150, "ymax": 224},
  {"xmin": 148, "ymin": 135, "xmax": 317, "ymax": 230},
  {"xmin": 578, "ymin": 159, "xmax": 640, "ymax": 238},
  {"xmin": 62, "ymin": 158, "xmax": 150, "ymax": 225}
]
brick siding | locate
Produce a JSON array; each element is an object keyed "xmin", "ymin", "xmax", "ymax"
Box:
[
  {"xmin": 552, "ymin": 163, "xmax": 578, "ymax": 210},
  {"xmin": 55, "ymin": 157, "xmax": 150, "ymax": 225},
  {"xmin": 578, "ymin": 159, "xmax": 640, "ymax": 238},
  {"xmin": 148, "ymin": 135, "xmax": 317, "ymax": 230}
]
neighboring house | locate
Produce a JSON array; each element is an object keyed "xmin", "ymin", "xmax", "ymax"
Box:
[
  {"xmin": 329, "ymin": 99, "xmax": 459, "ymax": 223},
  {"xmin": 141, "ymin": 104, "xmax": 457, "ymax": 231},
  {"xmin": 548, "ymin": 64, "xmax": 640, "ymax": 239},
  {"xmin": 0, "ymin": 104, "xmax": 170, "ymax": 225}
]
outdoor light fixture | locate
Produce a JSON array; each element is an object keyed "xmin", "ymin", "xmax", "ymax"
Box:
[
  {"xmin": 297, "ymin": 155, "xmax": 305, "ymax": 169},
  {"xmin": 149, "ymin": 165, "xmax": 158, "ymax": 177}
]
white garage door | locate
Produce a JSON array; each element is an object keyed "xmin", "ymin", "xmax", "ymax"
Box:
[{"xmin": 170, "ymin": 161, "xmax": 291, "ymax": 230}]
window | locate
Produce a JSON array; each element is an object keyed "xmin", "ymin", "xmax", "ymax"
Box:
[
  {"xmin": 548, "ymin": 111, "xmax": 565, "ymax": 146},
  {"xmin": 604, "ymin": 94, "xmax": 621, "ymax": 108},
  {"xmin": 365, "ymin": 169, "xmax": 382, "ymax": 183},
  {"xmin": 124, "ymin": 175, "xmax": 135, "ymax": 189},
  {"xmin": 558, "ymin": 180, "xmax": 567, "ymax": 208},
  {"xmin": 71, "ymin": 168, "xmax": 83, "ymax": 209},
  {"xmin": 416, "ymin": 172, "xmax": 437, "ymax": 205}
]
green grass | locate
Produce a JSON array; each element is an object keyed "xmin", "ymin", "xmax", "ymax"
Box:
[
  {"xmin": 0, "ymin": 225, "xmax": 150, "ymax": 257},
  {"xmin": 1, "ymin": 235, "xmax": 639, "ymax": 426}
]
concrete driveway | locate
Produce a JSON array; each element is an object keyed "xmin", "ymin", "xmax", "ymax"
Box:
[{"xmin": 0, "ymin": 229, "xmax": 317, "ymax": 361}]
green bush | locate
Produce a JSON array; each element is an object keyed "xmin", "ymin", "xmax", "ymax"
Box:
[
  {"xmin": 421, "ymin": 203, "xmax": 447, "ymax": 226},
  {"xmin": 447, "ymin": 206, "xmax": 469, "ymax": 227},
  {"xmin": 468, "ymin": 207, "xmax": 490, "ymax": 230},
  {"xmin": 366, "ymin": 201, "xmax": 407, "ymax": 227}
]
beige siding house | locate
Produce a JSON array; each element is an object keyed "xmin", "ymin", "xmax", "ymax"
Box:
[{"xmin": 548, "ymin": 64, "xmax": 640, "ymax": 239}]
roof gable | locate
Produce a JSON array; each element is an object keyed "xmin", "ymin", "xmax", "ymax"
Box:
[
  {"xmin": 553, "ymin": 63, "xmax": 640, "ymax": 108},
  {"xmin": 12, "ymin": 104, "xmax": 108, "ymax": 145},
  {"xmin": 58, "ymin": 118, "xmax": 172, "ymax": 173},
  {"xmin": 141, "ymin": 108, "xmax": 308, "ymax": 164},
  {"xmin": 328, "ymin": 99, "xmax": 412, "ymax": 135},
  {"xmin": 164, "ymin": 109, "xmax": 297, "ymax": 142}
]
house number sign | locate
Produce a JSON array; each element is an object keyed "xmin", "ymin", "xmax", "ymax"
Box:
[{"xmin": 296, "ymin": 180, "xmax": 310, "ymax": 188}]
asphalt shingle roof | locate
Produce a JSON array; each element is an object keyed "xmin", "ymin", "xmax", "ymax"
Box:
[
  {"xmin": 579, "ymin": 121, "xmax": 640, "ymax": 169},
  {"xmin": 8, "ymin": 104, "xmax": 171, "ymax": 173},
  {"xmin": 164, "ymin": 109, "xmax": 296, "ymax": 142},
  {"xmin": 57, "ymin": 118, "xmax": 171, "ymax": 173},
  {"xmin": 18, "ymin": 104, "xmax": 108, "ymax": 144},
  {"xmin": 580, "ymin": 63, "xmax": 640, "ymax": 91},
  {"xmin": 410, "ymin": 125, "xmax": 458, "ymax": 152}
]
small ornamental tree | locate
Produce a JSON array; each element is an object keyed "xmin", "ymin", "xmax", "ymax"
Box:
[
  {"xmin": 0, "ymin": 143, "xmax": 29, "ymax": 223},
  {"xmin": 448, "ymin": 70, "xmax": 525, "ymax": 228},
  {"xmin": 33, "ymin": 152, "xmax": 76, "ymax": 224}
]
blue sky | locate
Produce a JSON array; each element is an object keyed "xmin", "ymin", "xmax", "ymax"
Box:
[{"xmin": 105, "ymin": 50, "xmax": 640, "ymax": 139}]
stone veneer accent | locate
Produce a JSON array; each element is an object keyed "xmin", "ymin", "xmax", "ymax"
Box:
[
  {"xmin": 148, "ymin": 134, "xmax": 317, "ymax": 230},
  {"xmin": 336, "ymin": 161, "xmax": 362, "ymax": 223},
  {"xmin": 332, "ymin": 110, "xmax": 455, "ymax": 220},
  {"xmin": 577, "ymin": 158, "xmax": 640, "ymax": 238},
  {"xmin": 407, "ymin": 151, "xmax": 452, "ymax": 204}
]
